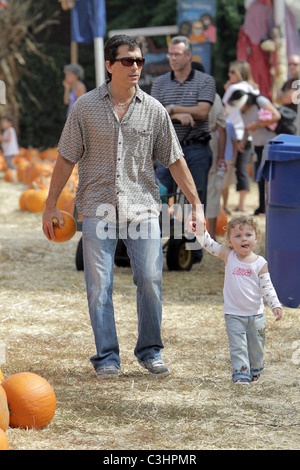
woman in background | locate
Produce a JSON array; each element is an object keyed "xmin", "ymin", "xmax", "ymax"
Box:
[
  {"xmin": 63, "ymin": 63, "xmax": 86, "ymax": 116},
  {"xmin": 222, "ymin": 60, "xmax": 259, "ymax": 212}
]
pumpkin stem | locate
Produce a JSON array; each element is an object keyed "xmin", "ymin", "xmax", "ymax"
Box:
[{"xmin": 52, "ymin": 217, "xmax": 59, "ymax": 226}]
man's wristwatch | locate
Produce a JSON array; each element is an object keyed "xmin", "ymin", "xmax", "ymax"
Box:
[{"xmin": 169, "ymin": 104, "xmax": 175, "ymax": 115}]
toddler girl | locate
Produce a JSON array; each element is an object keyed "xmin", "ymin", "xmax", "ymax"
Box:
[{"xmin": 199, "ymin": 216, "xmax": 282, "ymax": 384}]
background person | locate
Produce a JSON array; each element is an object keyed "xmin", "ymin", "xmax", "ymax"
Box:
[
  {"xmin": 276, "ymin": 54, "xmax": 300, "ymax": 112},
  {"xmin": 63, "ymin": 63, "xmax": 86, "ymax": 115},
  {"xmin": 222, "ymin": 60, "xmax": 259, "ymax": 212},
  {"xmin": 227, "ymin": 89, "xmax": 280, "ymax": 216},
  {"xmin": 0, "ymin": 114, "xmax": 19, "ymax": 170},
  {"xmin": 151, "ymin": 35, "xmax": 216, "ymax": 262}
]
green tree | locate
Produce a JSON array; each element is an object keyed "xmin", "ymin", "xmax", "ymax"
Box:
[{"xmin": 107, "ymin": 0, "xmax": 176, "ymax": 31}]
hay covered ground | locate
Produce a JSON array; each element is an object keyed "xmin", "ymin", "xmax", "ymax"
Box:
[{"xmin": 0, "ymin": 173, "xmax": 299, "ymax": 451}]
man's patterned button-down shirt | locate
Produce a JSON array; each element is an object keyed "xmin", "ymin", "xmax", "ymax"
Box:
[{"xmin": 57, "ymin": 82, "xmax": 182, "ymax": 221}]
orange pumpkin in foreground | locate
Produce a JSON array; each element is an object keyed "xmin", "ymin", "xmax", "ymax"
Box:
[
  {"xmin": 51, "ymin": 210, "xmax": 77, "ymax": 243},
  {"xmin": 1, "ymin": 372, "xmax": 56, "ymax": 429},
  {"xmin": 0, "ymin": 429, "xmax": 9, "ymax": 450},
  {"xmin": 0, "ymin": 385, "xmax": 9, "ymax": 432}
]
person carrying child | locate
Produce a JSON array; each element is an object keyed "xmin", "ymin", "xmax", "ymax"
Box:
[{"xmin": 195, "ymin": 215, "xmax": 282, "ymax": 384}]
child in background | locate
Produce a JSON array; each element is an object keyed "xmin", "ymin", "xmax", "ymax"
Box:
[
  {"xmin": 0, "ymin": 114, "xmax": 19, "ymax": 169},
  {"xmin": 198, "ymin": 215, "xmax": 282, "ymax": 384},
  {"xmin": 222, "ymin": 119, "xmax": 238, "ymax": 215}
]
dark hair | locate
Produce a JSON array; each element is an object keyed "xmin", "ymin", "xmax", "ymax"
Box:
[{"xmin": 104, "ymin": 35, "xmax": 144, "ymax": 80}]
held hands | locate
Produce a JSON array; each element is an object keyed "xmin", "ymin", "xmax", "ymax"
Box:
[{"xmin": 184, "ymin": 204, "xmax": 206, "ymax": 244}]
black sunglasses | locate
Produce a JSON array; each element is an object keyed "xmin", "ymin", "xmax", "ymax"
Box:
[{"xmin": 114, "ymin": 57, "xmax": 145, "ymax": 67}]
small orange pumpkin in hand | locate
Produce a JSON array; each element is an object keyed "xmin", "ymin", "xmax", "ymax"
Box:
[{"xmin": 51, "ymin": 210, "xmax": 77, "ymax": 243}]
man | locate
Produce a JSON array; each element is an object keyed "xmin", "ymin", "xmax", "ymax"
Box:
[
  {"xmin": 42, "ymin": 35, "xmax": 204, "ymax": 380},
  {"xmin": 151, "ymin": 36, "xmax": 216, "ymax": 262},
  {"xmin": 277, "ymin": 54, "xmax": 300, "ymax": 112}
]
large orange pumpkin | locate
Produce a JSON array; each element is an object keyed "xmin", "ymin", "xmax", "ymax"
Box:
[
  {"xmin": 57, "ymin": 189, "xmax": 76, "ymax": 215},
  {"xmin": 16, "ymin": 159, "xmax": 31, "ymax": 182},
  {"xmin": 0, "ymin": 429, "xmax": 9, "ymax": 450},
  {"xmin": 19, "ymin": 188, "xmax": 35, "ymax": 211},
  {"xmin": 24, "ymin": 148, "xmax": 40, "ymax": 161},
  {"xmin": 0, "ymin": 385, "xmax": 9, "ymax": 432},
  {"xmin": 27, "ymin": 161, "xmax": 53, "ymax": 184},
  {"xmin": 1, "ymin": 372, "xmax": 56, "ymax": 430},
  {"xmin": 25, "ymin": 188, "xmax": 48, "ymax": 213},
  {"xmin": 39, "ymin": 147, "xmax": 58, "ymax": 162},
  {"xmin": 51, "ymin": 210, "xmax": 77, "ymax": 243}
]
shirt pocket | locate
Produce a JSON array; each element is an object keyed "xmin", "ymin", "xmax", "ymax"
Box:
[{"xmin": 132, "ymin": 129, "xmax": 153, "ymax": 158}]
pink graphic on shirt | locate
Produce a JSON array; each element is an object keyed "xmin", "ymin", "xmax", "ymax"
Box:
[{"xmin": 232, "ymin": 267, "xmax": 252, "ymax": 277}]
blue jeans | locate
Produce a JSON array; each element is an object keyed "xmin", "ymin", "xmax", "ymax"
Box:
[
  {"xmin": 156, "ymin": 142, "xmax": 212, "ymax": 260},
  {"xmin": 156, "ymin": 142, "xmax": 212, "ymax": 208},
  {"xmin": 82, "ymin": 216, "xmax": 164, "ymax": 371},
  {"xmin": 225, "ymin": 314, "xmax": 266, "ymax": 382}
]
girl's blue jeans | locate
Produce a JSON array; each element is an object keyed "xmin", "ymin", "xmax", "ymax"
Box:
[
  {"xmin": 225, "ymin": 313, "xmax": 266, "ymax": 382},
  {"xmin": 82, "ymin": 215, "xmax": 164, "ymax": 371}
]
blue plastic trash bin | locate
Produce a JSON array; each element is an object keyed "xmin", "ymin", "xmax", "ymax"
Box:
[{"xmin": 260, "ymin": 134, "xmax": 300, "ymax": 308}]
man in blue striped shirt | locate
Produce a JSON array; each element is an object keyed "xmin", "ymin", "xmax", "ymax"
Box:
[{"xmin": 152, "ymin": 36, "xmax": 216, "ymax": 262}]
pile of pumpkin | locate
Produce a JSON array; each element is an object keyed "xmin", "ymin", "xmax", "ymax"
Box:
[
  {"xmin": 0, "ymin": 368, "xmax": 56, "ymax": 450},
  {"xmin": 0, "ymin": 147, "xmax": 78, "ymax": 215}
]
